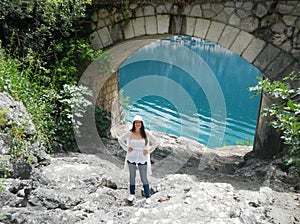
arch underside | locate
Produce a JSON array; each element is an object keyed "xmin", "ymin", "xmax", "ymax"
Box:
[
  {"xmin": 92, "ymin": 15, "xmax": 299, "ymax": 80},
  {"xmin": 89, "ymin": 13, "xmax": 299, "ymax": 156}
]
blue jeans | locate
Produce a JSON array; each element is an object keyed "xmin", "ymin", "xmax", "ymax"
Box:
[{"xmin": 127, "ymin": 161, "xmax": 151, "ymax": 198}]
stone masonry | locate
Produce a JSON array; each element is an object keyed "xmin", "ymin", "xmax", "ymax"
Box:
[
  {"xmin": 96, "ymin": 72, "xmax": 118, "ymax": 112},
  {"xmin": 91, "ymin": 1, "xmax": 300, "ymax": 74},
  {"xmin": 88, "ymin": 0, "xmax": 300, "ymax": 157}
]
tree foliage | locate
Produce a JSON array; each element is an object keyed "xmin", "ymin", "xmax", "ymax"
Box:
[
  {"xmin": 249, "ymin": 72, "xmax": 300, "ymax": 167},
  {"xmin": 0, "ymin": 0, "xmax": 111, "ymax": 152},
  {"xmin": 0, "ymin": 0, "xmax": 90, "ymax": 56}
]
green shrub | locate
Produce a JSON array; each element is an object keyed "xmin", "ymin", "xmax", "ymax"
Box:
[
  {"xmin": 0, "ymin": 44, "xmax": 53, "ymax": 149},
  {"xmin": 236, "ymin": 139, "xmax": 253, "ymax": 146},
  {"xmin": 95, "ymin": 106, "xmax": 111, "ymax": 137},
  {"xmin": 249, "ymin": 72, "xmax": 300, "ymax": 167},
  {"xmin": 0, "ymin": 0, "xmax": 91, "ymax": 60},
  {"xmin": 0, "ymin": 0, "xmax": 97, "ymax": 92},
  {"xmin": 0, "ymin": 0, "xmax": 112, "ymax": 153},
  {"xmin": 0, "ymin": 107, "xmax": 8, "ymax": 127},
  {"xmin": 54, "ymin": 84, "xmax": 93, "ymax": 150}
]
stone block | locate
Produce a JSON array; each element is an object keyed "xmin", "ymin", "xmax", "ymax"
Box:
[
  {"xmin": 145, "ymin": 16, "xmax": 157, "ymax": 35},
  {"xmin": 218, "ymin": 25, "xmax": 239, "ymax": 49},
  {"xmin": 98, "ymin": 9, "xmax": 110, "ymax": 19},
  {"xmin": 104, "ymin": 17, "xmax": 111, "ymax": 27},
  {"xmin": 211, "ymin": 3, "xmax": 224, "ymax": 13},
  {"xmin": 271, "ymin": 21, "xmax": 286, "ymax": 33},
  {"xmin": 206, "ymin": 21, "xmax": 225, "ymax": 43},
  {"xmin": 277, "ymin": 4, "xmax": 294, "ymax": 15},
  {"xmin": 283, "ymin": 15, "xmax": 297, "ymax": 26},
  {"xmin": 237, "ymin": 9, "xmax": 250, "ymax": 19},
  {"xmin": 228, "ymin": 13, "xmax": 241, "ymax": 27},
  {"xmin": 202, "ymin": 3, "xmax": 210, "ymax": 11},
  {"xmin": 185, "ymin": 17, "xmax": 196, "ymax": 36},
  {"xmin": 281, "ymin": 61, "xmax": 300, "ymax": 80},
  {"xmin": 224, "ymin": 7, "xmax": 235, "ymax": 15},
  {"xmin": 263, "ymin": 52, "xmax": 294, "ymax": 80},
  {"xmin": 194, "ymin": 18, "xmax": 210, "ymax": 39},
  {"xmin": 242, "ymin": 2, "xmax": 254, "ymax": 11},
  {"xmin": 89, "ymin": 31, "xmax": 103, "ymax": 50},
  {"xmin": 157, "ymin": 15, "xmax": 170, "ymax": 34},
  {"xmin": 241, "ymin": 17, "xmax": 259, "ymax": 32},
  {"xmin": 97, "ymin": 19, "xmax": 106, "ymax": 29},
  {"xmin": 190, "ymin": 4, "xmax": 202, "ymax": 17},
  {"xmin": 156, "ymin": 5, "xmax": 167, "ymax": 14},
  {"xmin": 292, "ymin": 6, "xmax": 300, "ymax": 17},
  {"xmin": 214, "ymin": 11, "xmax": 228, "ymax": 24},
  {"xmin": 97, "ymin": 27, "xmax": 113, "ymax": 48},
  {"xmin": 281, "ymin": 40, "xmax": 293, "ymax": 54},
  {"xmin": 254, "ymin": 3, "xmax": 268, "ymax": 18},
  {"xmin": 124, "ymin": 21, "xmax": 135, "ymax": 39},
  {"xmin": 144, "ymin": 5, "xmax": 155, "ymax": 16},
  {"xmin": 165, "ymin": 2, "xmax": 172, "ymax": 12},
  {"xmin": 110, "ymin": 24, "xmax": 124, "ymax": 43},
  {"xmin": 242, "ymin": 38, "xmax": 266, "ymax": 63},
  {"xmin": 254, "ymin": 44, "xmax": 281, "ymax": 72},
  {"xmin": 203, "ymin": 9, "xmax": 215, "ymax": 19},
  {"xmin": 182, "ymin": 4, "xmax": 192, "ymax": 16},
  {"xmin": 136, "ymin": 6, "xmax": 144, "ymax": 17},
  {"xmin": 132, "ymin": 17, "xmax": 146, "ymax": 36},
  {"xmin": 230, "ymin": 31, "xmax": 253, "ymax": 55}
]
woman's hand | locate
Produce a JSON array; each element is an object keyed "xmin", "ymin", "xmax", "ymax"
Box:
[
  {"xmin": 143, "ymin": 150, "xmax": 149, "ymax": 156},
  {"xmin": 128, "ymin": 147, "xmax": 133, "ymax": 152}
]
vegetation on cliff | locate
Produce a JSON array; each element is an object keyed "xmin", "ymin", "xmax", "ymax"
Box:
[
  {"xmin": 250, "ymin": 73, "xmax": 300, "ymax": 167},
  {"xmin": 0, "ymin": 0, "xmax": 110, "ymax": 153}
]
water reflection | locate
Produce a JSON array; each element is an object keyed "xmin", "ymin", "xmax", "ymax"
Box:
[{"xmin": 119, "ymin": 36, "xmax": 262, "ymax": 148}]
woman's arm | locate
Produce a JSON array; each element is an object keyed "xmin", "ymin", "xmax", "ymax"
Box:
[
  {"xmin": 117, "ymin": 131, "xmax": 131, "ymax": 151},
  {"xmin": 146, "ymin": 130, "xmax": 160, "ymax": 153}
]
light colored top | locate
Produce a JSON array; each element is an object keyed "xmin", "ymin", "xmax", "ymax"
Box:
[
  {"xmin": 127, "ymin": 139, "xmax": 147, "ymax": 164},
  {"xmin": 118, "ymin": 130, "xmax": 160, "ymax": 175}
]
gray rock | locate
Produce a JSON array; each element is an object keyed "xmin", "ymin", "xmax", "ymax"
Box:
[
  {"xmin": 1, "ymin": 140, "xmax": 299, "ymax": 224},
  {"xmin": 254, "ymin": 3, "xmax": 268, "ymax": 18},
  {"xmin": 0, "ymin": 92, "xmax": 49, "ymax": 181},
  {"xmin": 12, "ymin": 161, "xmax": 32, "ymax": 180},
  {"xmin": 1, "ymin": 124, "xmax": 299, "ymax": 224},
  {"xmin": 0, "ymin": 92, "xmax": 35, "ymax": 136},
  {"xmin": 0, "ymin": 155, "xmax": 13, "ymax": 177},
  {"xmin": 0, "ymin": 134, "xmax": 12, "ymax": 155}
]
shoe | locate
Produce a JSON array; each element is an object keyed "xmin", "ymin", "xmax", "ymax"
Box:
[
  {"xmin": 127, "ymin": 194, "xmax": 135, "ymax": 202},
  {"xmin": 145, "ymin": 198, "xmax": 151, "ymax": 204}
]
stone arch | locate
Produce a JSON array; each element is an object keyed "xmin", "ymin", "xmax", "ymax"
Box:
[{"xmin": 89, "ymin": 1, "xmax": 300, "ymax": 157}]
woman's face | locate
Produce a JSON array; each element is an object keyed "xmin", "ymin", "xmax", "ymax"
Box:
[{"xmin": 134, "ymin": 120, "xmax": 142, "ymax": 130}]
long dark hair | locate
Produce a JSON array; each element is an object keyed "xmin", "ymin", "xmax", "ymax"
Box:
[{"xmin": 130, "ymin": 121, "xmax": 148, "ymax": 145}]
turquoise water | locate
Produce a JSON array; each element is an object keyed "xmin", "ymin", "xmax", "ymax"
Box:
[{"xmin": 119, "ymin": 36, "xmax": 262, "ymax": 148}]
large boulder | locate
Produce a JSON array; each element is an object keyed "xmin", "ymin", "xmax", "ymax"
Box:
[
  {"xmin": 0, "ymin": 92, "xmax": 36, "ymax": 136},
  {"xmin": 0, "ymin": 92, "xmax": 36, "ymax": 155},
  {"xmin": 0, "ymin": 92, "xmax": 50, "ymax": 179}
]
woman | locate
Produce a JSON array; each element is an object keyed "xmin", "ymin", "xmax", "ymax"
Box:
[{"xmin": 118, "ymin": 115, "xmax": 159, "ymax": 204}]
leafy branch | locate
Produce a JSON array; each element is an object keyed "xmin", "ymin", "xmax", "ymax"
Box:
[{"xmin": 249, "ymin": 72, "xmax": 300, "ymax": 167}]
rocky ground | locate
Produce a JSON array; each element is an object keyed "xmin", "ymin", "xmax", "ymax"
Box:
[{"xmin": 1, "ymin": 133, "xmax": 300, "ymax": 224}]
